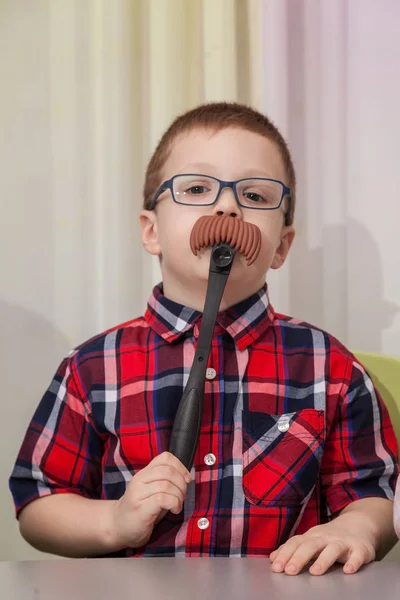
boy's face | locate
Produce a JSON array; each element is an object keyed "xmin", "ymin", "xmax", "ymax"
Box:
[{"xmin": 140, "ymin": 127, "xmax": 295, "ymax": 310}]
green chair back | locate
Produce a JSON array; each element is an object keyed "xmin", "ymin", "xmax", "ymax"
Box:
[
  {"xmin": 354, "ymin": 352, "xmax": 400, "ymax": 561},
  {"xmin": 354, "ymin": 352, "xmax": 400, "ymax": 447}
]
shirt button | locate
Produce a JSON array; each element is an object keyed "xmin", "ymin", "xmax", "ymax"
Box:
[
  {"xmin": 204, "ymin": 453, "xmax": 216, "ymax": 466},
  {"xmin": 277, "ymin": 416, "xmax": 291, "ymax": 433},
  {"xmin": 206, "ymin": 368, "xmax": 216, "ymax": 380},
  {"xmin": 197, "ymin": 517, "xmax": 210, "ymax": 530}
]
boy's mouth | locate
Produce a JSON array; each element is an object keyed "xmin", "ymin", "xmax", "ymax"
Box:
[{"xmin": 190, "ymin": 215, "xmax": 261, "ymax": 266}]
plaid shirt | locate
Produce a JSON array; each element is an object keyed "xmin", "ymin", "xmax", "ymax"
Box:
[{"xmin": 10, "ymin": 285, "xmax": 399, "ymax": 557}]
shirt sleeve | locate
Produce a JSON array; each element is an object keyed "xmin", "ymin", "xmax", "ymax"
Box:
[
  {"xmin": 321, "ymin": 357, "xmax": 399, "ymax": 516},
  {"xmin": 9, "ymin": 353, "xmax": 103, "ymax": 517}
]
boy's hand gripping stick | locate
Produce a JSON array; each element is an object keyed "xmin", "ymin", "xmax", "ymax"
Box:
[{"xmin": 169, "ymin": 215, "xmax": 262, "ymax": 470}]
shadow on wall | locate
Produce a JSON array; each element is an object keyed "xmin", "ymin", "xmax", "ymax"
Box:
[
  {"xmin": 284, "ymin": 1, "xmax": 399, "ymax": 353},
  {"xmin": 0, "ymin": 301, "xmax": 70, "ymax": 561},
  {"xmin": 288, "ymin": 218, "xmax": 399, "ymax": 352}
]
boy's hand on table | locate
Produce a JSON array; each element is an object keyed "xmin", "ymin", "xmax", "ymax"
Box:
[
  {"xmin": 111, "ymin": 451, "xmax": 191, "ymax": 549},
  {"xmin": 269, "ymin": 498, "xmax": 396, "ymax": 576},
  {"xmin": 269, "ymin": 518, "xmax": 375, "ymax": 576}
]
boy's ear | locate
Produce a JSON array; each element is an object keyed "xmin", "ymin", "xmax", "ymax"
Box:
[
  {"xmin": 271, "ymin": 225, "xmax": 295, "ymax": 270},
  {"xmin": 139, "ymin": 210, "xmax": 162, "ymax": 256}
]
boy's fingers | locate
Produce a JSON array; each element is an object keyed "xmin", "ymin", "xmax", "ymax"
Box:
[
  {"xmin": 343, "ymin": 547, "xmax": 373, "ymax": 575},
  {"xmin": 271, "ymin": 534, "xmax": 376, "ymax": 577},
  {"xmin": 273, "ymin": 537, "xmax": 326, "ymax": 575},
  {"xmin": 139, "ymin": 480, "xmax": 185, "ymax": 505},
  {"xmin": 308, "ymin": 542, "xmax": 348, "ymax": 576},
  {"xmin": 152, "ymin": 452, "xmax": 192, "ymax": 482},
  {"xmin": 283, "ymin": 540, "xmax": 324, "ymax": 575},
  {"xmin": 146, "ymin": 492, "xmax": 183, "ymax": 517},
  {"xmin": 270, "ymin": 537, "xmax": 302, "ymax": 572},
  {"xmin": 269, "ymin": 549, "xmax": 278, "ymax": 561},
  {"xmin": 140, "ymin": 465, "xmax": 188, "ymax": 497}
]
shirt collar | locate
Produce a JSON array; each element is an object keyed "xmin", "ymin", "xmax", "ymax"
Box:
[{"xmin": 144, "ymin": 283, "xmax": 275, "ymax": 351}]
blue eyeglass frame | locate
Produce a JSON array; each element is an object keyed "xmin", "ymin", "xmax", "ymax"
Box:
[{"xmin": 149, "ymin": 174, "xmax": 292, "ymax": 223}]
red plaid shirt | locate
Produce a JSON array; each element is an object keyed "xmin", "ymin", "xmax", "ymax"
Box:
[{"xmin": 10, "ymin": 285, "xmax": 398, "ymax": 557}]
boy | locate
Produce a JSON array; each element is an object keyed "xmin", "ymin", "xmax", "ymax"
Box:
[{"xmin": 10, "ymin": 103, "xmax": 398, "ymax": 575}]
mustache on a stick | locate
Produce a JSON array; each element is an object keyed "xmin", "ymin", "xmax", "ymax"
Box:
[{"xmin": 190, "ymin": 215, "xmax": 262, "ymax": 265}]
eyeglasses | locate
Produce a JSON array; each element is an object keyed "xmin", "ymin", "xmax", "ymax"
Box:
[{"xmin": 150, "ymin": 174, "xmax": 291, "ymax": 220}]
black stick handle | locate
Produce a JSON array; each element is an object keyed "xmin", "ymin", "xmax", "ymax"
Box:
[{"xmin": 169, "ymin": 245, "xmax": 235, "ymax": 470}]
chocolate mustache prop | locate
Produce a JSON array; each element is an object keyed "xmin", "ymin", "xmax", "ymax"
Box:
[
  {"xmin": 169, "ymin": 215, "xmax": 262, "ymax": 470},
  {"xmin": 190, "ymin": 215, "xmax": 262, "ymax": 266}
]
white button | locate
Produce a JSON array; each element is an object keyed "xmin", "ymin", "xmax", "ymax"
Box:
[
  {"xmin": 197, "ymin": 517, "xmax": 210, "ymax": 530},
  {"xmin": 204, "ymin": 453, "xmax": 216, "ymax": 466},
  {"xmin": 277, "ymin": 416, "xmax": 291, "ymax": 433},
  {"xmin": 206, "ymin": 368, "xmax": 216, "ymax": 380}
]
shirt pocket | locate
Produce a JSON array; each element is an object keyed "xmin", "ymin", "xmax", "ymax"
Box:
[{"xmin": 242, "ymin": 409, "xmax": 325, "ymax": 507}]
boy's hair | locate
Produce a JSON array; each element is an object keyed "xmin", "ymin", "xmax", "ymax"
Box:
[{"xmin": 143, "ymin": 102, "xmax": 296, "ymax": 225}]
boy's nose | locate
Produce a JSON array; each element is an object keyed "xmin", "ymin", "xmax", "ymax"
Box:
[{"xmin": 212, "ymin": 187, "xmax": 241, "ymax": 219}]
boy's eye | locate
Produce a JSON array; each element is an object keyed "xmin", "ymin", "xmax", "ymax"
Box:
[
  {"xmin": 187, "ymin": 185, "xmax": 208, "ymax": 195},
  {"xmin": 244, "ymin": 192, "xmax": 267, "ymax": 204}
]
